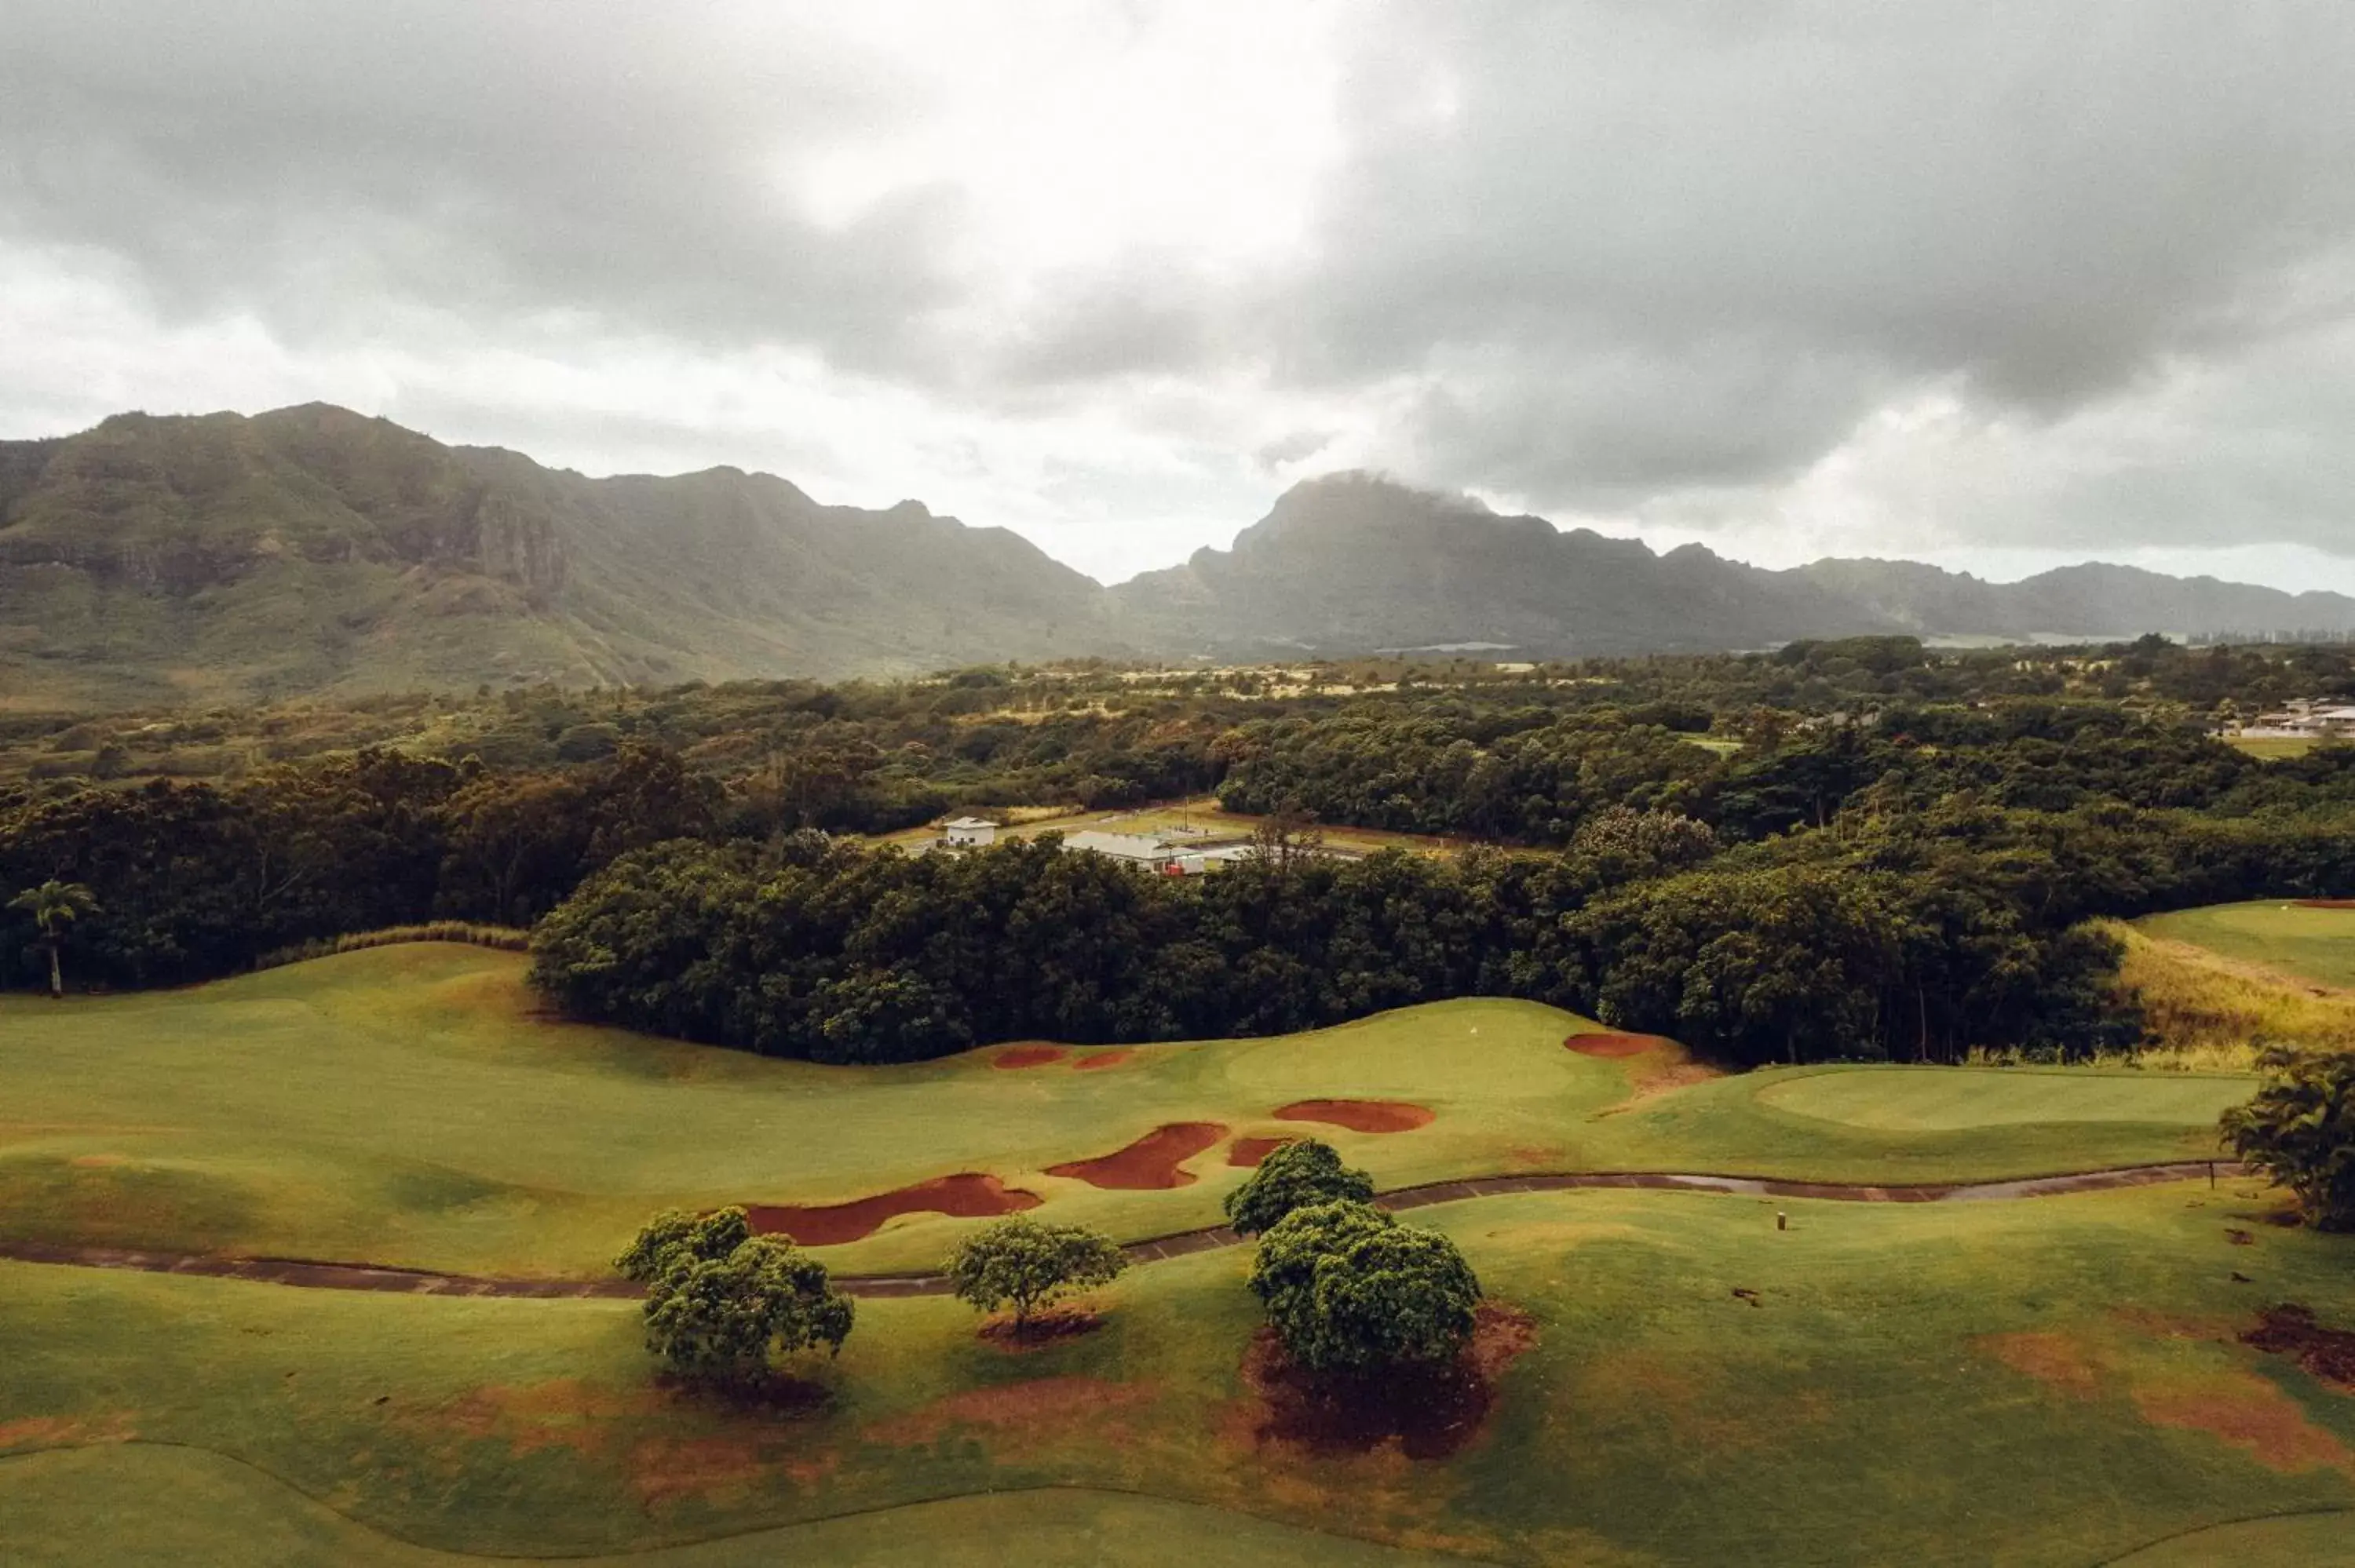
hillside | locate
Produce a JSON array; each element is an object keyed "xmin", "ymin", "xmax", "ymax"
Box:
[
  {"xmin": 6, "ymin": 410, "xmax": 2354, "ymax": 708},
  {"xmin": 0, "ymin": 405, "xmax": 1124, "ymax": 708}
]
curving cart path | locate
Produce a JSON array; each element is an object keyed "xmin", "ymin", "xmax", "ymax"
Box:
[{"xmin": 0, "ymin": 1160, "xmax": 2250, "ymax": 1300}]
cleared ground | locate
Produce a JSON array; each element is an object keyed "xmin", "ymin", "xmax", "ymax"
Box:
[
  {"xmin": 2140, "ymin": 901, "xmax": 2355, "ymax": 991},
  {"xmin": 869, "ymin": 795, "xmax": 1473, "ymax": 857},
  {"xmin": 4, "ymin": 1176, "xmax": 2351, "ymax": 1566},
  {"xmin": 0, "ymin": 946, "xmax": 2251, "ymax": 1275}
]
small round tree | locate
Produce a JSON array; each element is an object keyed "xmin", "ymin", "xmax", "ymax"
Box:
[
  {"xmin": 618, "ymin": 1207, "xmax": 853, "ymax": 1386},
  {"xmin": 2224, "ymin": 1048, "xmax": 2355, "ymax": 1231},
  {"xmin": 1223, "ymin": 1139, "xmax": 1375, "ymax": 1236},
  {"xmin": 945, "ymin": 1216, "xmax": 1128, "ymax": 1333},
  {"xmin": 1247, "ymin": 1200, "xmax": 1481, "ymax": 1375}
]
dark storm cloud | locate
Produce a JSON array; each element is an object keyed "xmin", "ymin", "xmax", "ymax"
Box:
[
  {"xmin": 8, "ymin": 2, "xmax": 2355, "ymax": 569},
  {"xmin": 1291, "ymin": 2, "xmax": 2355, "ymax": 516},
  {"xmin": 0, "ymin": 2, "xmax": 963, "ymax": 363}
]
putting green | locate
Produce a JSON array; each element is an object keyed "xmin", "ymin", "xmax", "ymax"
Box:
[
  {"xmin": 0, "ymin": 944, "xmax": 2251, "ymax": 1274},
  {"xmin": 1756, "ymin": 1067, "xmax": 2252, "ymax": 1132},
  {"xmin": 2140, "ymin": 901, "xmax": 2355, "ymax": 990}
]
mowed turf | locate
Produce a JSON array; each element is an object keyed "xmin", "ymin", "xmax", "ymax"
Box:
[
  {"xmin": 0, "ymin": 944, "xmax": 2252, "ymax": 1274},
  {"xmin": 2140, "ymin": 900, "xmax": 2355, "ymax": 990},
  {"xmin": 4, "ymin": 1177, "xmax": 2353, "ymax": 1566}
]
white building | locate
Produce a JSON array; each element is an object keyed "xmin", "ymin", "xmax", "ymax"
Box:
[{"xmin": 940, "ymin": 816, "xmax": 1000, "ymax": 848}]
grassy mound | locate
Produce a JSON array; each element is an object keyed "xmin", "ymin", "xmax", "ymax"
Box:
[
  {"xmin": 4, "ymin": 1176, "xmax": 2350, "ymax": 1566},
  {"xmin": 0, "ymin": 945, "xmax": 2251, "ymax": 1274},
  {"xmin": 2119, "ymin": 904, "xmax": 2355, "ymax": 1064}
]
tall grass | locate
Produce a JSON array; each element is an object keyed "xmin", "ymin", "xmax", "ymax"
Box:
[
  {"xmin": 252, "ymin": 922, "xmax": 530, "ymax": 973},
  {"xmin": 2090, "ymin": 917, "xmax": 2355, "ymax": 1071}
]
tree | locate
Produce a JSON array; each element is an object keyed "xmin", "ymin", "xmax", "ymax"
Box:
[
  {"xmin": 1249, "ymin": 803, "xmax": 1327, "ymax": 871},
  {"xmin": 2223, "ymin": 1048, "xmax": 2355, "ymax": 1231},
  {"xmin": 1224, "ymin": 1138, "xmax": 1375, "ymax": 1235},
  {"xmin": 1247, "ymin": 1200, "xmax": 1481, "ymax": 1375},
  {"xmin": 944, "ymin": 1216, "xmax": 1128, "ymax": 1332},
  {"xmin": 8, "ymin": 881, "xmax": 97, "ymax": 997},
  {"xmin": 617, "ymin": 1207, "xmax": 853, "ymax": 1385}
]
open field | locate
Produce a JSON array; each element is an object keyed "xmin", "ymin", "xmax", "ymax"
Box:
[
  {"xmin": 2221, "ymin": 735, "xmax": 2323, "ymax": 760},
  {"xmin": 0, "ymin": 945, "xmax": 2255, "ymax": 1277},
  {"xmin": 5, "ymin": 1175, "xmax": 2353, "ymax": 1566},
  {"xmin": 868, "ymin": 795, "xmax": 1478, "ymax": 858},
  {"xmin": 2139, "ymin": 901, "xmax": 2355, "ymax": 991}
]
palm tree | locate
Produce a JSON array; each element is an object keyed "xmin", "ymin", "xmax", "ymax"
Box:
[{"xmin": 8, "ymin": 881, "xmax": 98, "ymax": 998}]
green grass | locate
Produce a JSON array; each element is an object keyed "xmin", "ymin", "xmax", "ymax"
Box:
[
  {"xmin": 2222, "ymin": 735, "xmax": 2321, "ymax": 760},
  {"xmin": 0, "ymin": 946, "xmax": 2251, "ymax": 1275},
  {"xmin": 2140, "ymin": 900, "xmax": 2355, "ymax": 990},
  {"xmin": 4, "ymin": 1176, "xmax": 2352, "ymax": 1566}
]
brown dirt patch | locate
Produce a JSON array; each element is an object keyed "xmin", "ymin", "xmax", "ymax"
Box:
[
  {"xmin": 1273, "ymin": 1099, "xmax": 1435, "ymax": 1134},
  {"xmin": 626, "ymin": 1421, "xmax": 837, "ymax": 1508},
  {"xmin": 747, "ymin": 1172, "xmax": 1040, "ymax": 1246},
  {"xmin": 2132, "ymin": 1376, "xmax": 2354, "ymax": 1474},
  {"xmin": 1071, "ymin": 1049, "xmax": 1134, "ymax": 1071},
  {"xmin": 1049, "ymin": 1122, "xmax": 1226, "ymax": 1189},
  {"xmin": 68, "ymin": 1154, "xmax": 130, "ymax": 1168},
  {"xmin": 1981, "ymin": 1331, "xmax": 2105, "ymax": 1398},
  {"xmin": 991, "ymin": 1045, "xmax": 1068, "ymax": 1069},
  {"xmin": 396, "ymin": 1378, "xmax": 664, "ymax": 1460},
  {"xmin": 977, "ymin": 1307, "xmax": 1107, "ymax": 1353},
  {"xmin": 2294, "ymin": 899, "xmax": 2355, "ymax": 909},
  {"xmin": 1236, "ymin": 1303, "xmax": 1536, "ymax": 1460},
  {"xmin": 0, "ymin": 1413, "xmax": 135, "ymax": 1449},
  {"xmin": 868, "ymin": 1375, "xmax": 1154, "ymax": 1447},
  {"xmin": 1228, "ymin": 1135, "xmax": 1292, "ymax": 1168},
  {"xmin": 2245, "ymin": 1304, "xmax": 2355, "ymax": 1391},
  {"xmin": 1565, "ymin": 1031, "xmax": 1672, "ymax": 1057}
]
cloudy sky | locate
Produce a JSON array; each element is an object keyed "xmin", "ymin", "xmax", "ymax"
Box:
[{"xmin": 6, "ymin": 3, "xmax": 2355, "ymax": 590}]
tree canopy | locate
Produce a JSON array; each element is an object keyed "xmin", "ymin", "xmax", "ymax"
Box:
[
  {"xmin": 1247, "ymin": 1200, "xmax": 1482, "ymax": 1374},
  {"xmin": 1224, "ymin": 1139, "xmax": 1376, "ymax": 1236},
  {"xmin": 2224, "ymin": 1048, "xmax": 2355, "ymax": 1231},
  {"xmin": 943, "ymin": 1216, "xmax": 1128, "ymax": 1329},
  {"xmin": 616, "ymin": 1206, "xmax": 853, "ymax": 1385}
]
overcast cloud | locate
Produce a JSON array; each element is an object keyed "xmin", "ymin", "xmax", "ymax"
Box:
[{"xmin": 5, "ymin": 2, "xmax": 2354, "ymax": 588}]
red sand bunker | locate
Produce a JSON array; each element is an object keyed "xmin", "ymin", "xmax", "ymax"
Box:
[
  {"xmin": 1565, "ymin": 1032, "xmax": 1671, "ymax": 1058},
  {"xmin": 1273, "ymin": 1099, "xmax": 1435, "ymax": 1133},
  {"xmin": 1049, "ymin": 1122, "xmax": 1227, "ymax": 1189},
  {"xmin": 992, "ymin": 1045, "xmax": 1069, "ymax": 1069},
  {"xmin": 1071, "ymin": 1049, "xmax": 1134, "ymax": 1071},
  {"xmin": 2295, "ymin": 899, "xmax": 2355, "ymax": 910},
  {"xmin": 747, "ymin": 1174, "xmax": 1040, "ymax": 1246},
  {"xmin": 1228, "ymin": 1136, "xmax": 1293, "ymax": 1169}
]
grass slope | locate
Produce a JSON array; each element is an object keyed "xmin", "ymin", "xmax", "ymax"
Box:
[
  {"xmin": 2140, "ymin": 901, "xmax": 2355, "ymax": 991},
  {"xmin": 0, "ymin": 945, "xmax": 2255, "ymax": 1274},
  {"xmin": 0, "ymin": 946, "xmax": 2249, "ymax": 1275},
  {"xmin": 4, "ymin": 1176, "xmax": 2352, "ymax": 1566}
]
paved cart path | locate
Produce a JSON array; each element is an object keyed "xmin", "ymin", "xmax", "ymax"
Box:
[{"xmin": 0, "ymin": 1160, "xmax": 2250, "ymax": 1300}]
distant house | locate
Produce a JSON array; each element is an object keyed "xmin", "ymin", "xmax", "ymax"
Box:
[
  {"xmin": 940, "ymin": 816, "xmax": 999, "ymax": 848},
  {"xmin": 1061, "ymin": 829, "xmax": 1257, "ymax": 875},
  {"xmin": 2240, "ymin": 699, "xmax": 2355, "ymax": 738}
]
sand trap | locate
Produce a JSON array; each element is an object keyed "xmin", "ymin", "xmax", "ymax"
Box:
[
  {"xmin": 1565, "ymin": 1032, "xmax": 1670, "ymax": 1057},
  {"xmin": 2294, "ymin": 899, "xmax": 2355, "ymax": 910},
  {"xmin": 1071, "ymin": 1049, "xmax": 1134, "ymax": 1071},
  {"xmin": 1227, "ymin": 1136, "xmax": 1291, "ymax": 1169},
  {"xmin": 991, "ymin": 1045, "xmax": 1068, "ymax": 1069},
  {"xmin": 1049, "ymin": 1122, "xmax": 1227, "ymax": 1189},
  {"xmin": 1273, "ymin": 1099, "xmax": 1434, "ymax": 1133},
  {"xmin": 747, "ymin": 1174, "xmax": 1040, "ymax": 1246}
]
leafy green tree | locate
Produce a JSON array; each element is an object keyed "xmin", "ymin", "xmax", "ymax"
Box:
[
  {"xmin": 617, "ymin": 1206, "xmax": 852, "ymax": 1385},
  {"xmin": 8, "ymin": 880, "xmax": 97, "ymax": 997},
  {"xmin": 944, "ymin": 1216, "xmax": 1128, "ymax": 1331},
  {"xmin": 1223, "ymin": 1138, "xmax": 1375, "ymax": 1235},
  {"xmin": 2223, "ymin": 1048, "xmax": 2355, "ymax": 1231},
  {"xmin": 1247, "ymin": 1200, "xmax": 1481, "ymax": 1374}
]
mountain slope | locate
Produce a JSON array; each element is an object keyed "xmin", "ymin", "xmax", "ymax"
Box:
[{"xmin": 0, "ymin": 405, "xmax": 1123, "ymax": 707}]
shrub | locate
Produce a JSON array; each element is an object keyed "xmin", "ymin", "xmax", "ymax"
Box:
[
  {"xmin": 1247, "ymin": 1200, "xmax": 1481, "ymax": 1374},
  {"xmin": 617, "ymin": 1206, "xmax": 853, "ymax": 1385},
  {"xmin": 1223, "ymin": 1138, "xmax": 1375, "ymax": 1236},
  {"xmin": 944, "ymin": 1216, "xmax": 1127, "ymax": 1330},
  {"xmin": 2223, "ymin": 1048, "xmax": 2355, "ymax": 1231}
]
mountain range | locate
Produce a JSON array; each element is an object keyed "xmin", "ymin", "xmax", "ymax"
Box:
[{"xmin": 3, "ymin": 406, "xmax": 2350, "ymax": 709}]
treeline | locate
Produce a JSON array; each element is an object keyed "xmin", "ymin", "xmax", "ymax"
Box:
[
  {"xmin": 0, "ymin": 745, "xmax": 716, "ymax": 989},
  {"xmin": 530, "ymin": 797, "xmax": 2355, "ymax": 1068}
]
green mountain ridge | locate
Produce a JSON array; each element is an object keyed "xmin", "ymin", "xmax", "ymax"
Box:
[{"xmin": 5, "ymin": 405, "xmax": 2353, "ymax": 710}]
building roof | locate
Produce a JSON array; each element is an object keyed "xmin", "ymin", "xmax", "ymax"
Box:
[
  {"xmin": 941, "ymin": 817, "xmax": 999, "ymax": 830},
  {"xmin": 1061, "ymin": 830, "xmax": 1178, "ymax": 862}
]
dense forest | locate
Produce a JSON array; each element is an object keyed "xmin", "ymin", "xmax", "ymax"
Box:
[{"xmin": 10, "ymin": 635, "xmax": 2355, "ymax": 1067}]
